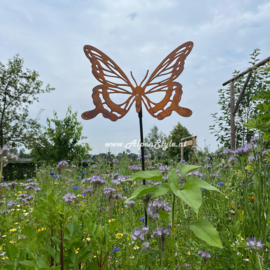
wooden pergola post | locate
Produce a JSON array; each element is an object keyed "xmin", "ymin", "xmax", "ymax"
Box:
[
  {"xmin": 181, "ymin": 135, "xmax": 197, "ymax": 161},
  {"xmin": 222, "ymin": 55, "xmax": 270, "ymax": 150},
  {"xmin": 230, "ymin": 81, "xmax": 235, "ymax": 150}
]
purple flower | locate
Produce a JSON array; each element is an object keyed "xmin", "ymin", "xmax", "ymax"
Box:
[
  {"xmin": 248, "ymin": 156, "xmax": 256, "ymax": 163},
  {"xmin": 63, "ymin": 193, "xmax": 76, "ymax": 203},
  {"xmin": 89, "ymin": 175, "xmax": 106, "ymax": 186},
  {"xmin": 7, "ymin": 200, "xmax": 16, "ymax": 209},
  {"xmin": 0, "ymin": 183, "xmax": 8, "ymax": 188},
  {"xmin": 132, "ymin": 227, "xmax": 149, "ymax": 241},
  {"xmin": 247, "ymin": 237, "xmax": 265, "ymax": 249},
  {"xmin": 250, "ymin": 137, "xmax": 259, "ymax": 143},
  {"xmin": 57, "ymin": 160, "xmax": 68, "ymax": 169},
  {"xmin": 125, "ymin": 200, "xmax": 135, "ymax": 207},
  {"xmin": 139, "ymin": 218, "xmax": 145, "ymax": 222},
  {"xmin": 198, "ymin": 250, "xmax": 211, "ymax": 259},
  {"xmin": 8, "ymin": 182, "xmax": 17, "ymax": 189},
  {"xmin": 103, "ymin": 187, "xmax": 116, "ymax": 198},
  {"xmin": 129, "ymin": 165, "xmax": 141, "ymax": 171},
  {"xmin": 143, "ymin": 242, "xmax": 150, "ymax": 249},
  {"xmin": 152, "ymin": 227, "xmax": 170, "ymax": 238},
  {"xmin": 228, "ymin": 156, "xmax": 237, "ymax": 163},
  {"xmin": 147, "ymin": 200, "xmax": 171, "ymax": 219}
]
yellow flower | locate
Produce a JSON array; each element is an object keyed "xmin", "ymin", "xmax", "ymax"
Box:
[
  {"xmin": 121, "ymin": 208, "xmax": 124, "ymax": 211},
  {"xmin": 2, "ymin": 235, "xmax": 6, "ymax": 238},
  {"xmin": 116, "ymin": 233, "xmax": 123, "ymax": 239},
  {"xmin": 18, "ymin": 191, "xmax": 22, "ymax": 194},
  {"xmin": 86, "ymin": 238, "xmax": 90, "ymax": 241},
  {"xmin": 9, "ymin": 240, "xmax": 17, "ymax": 244},
  {"xmin": 108, "ymin": 219, "xmax": 115, "ymax": 223},
  {"xmin": 249, "ymin": 196, "xmax": 255, "ymax": 200},
  {"xmin": 75, "ymin": 248, "xmax": 80, "ymax": 254},
  {"xmin": 0, "ymin": 247, "xmax": 2, "ymax": 251},
  {"xmin": 187, "ymin": 251, "xmax": 191, "ymax": 255},
  {"xmin": 134, "ymin": 245, "xmax": 139, "ymax": 250},
  {"xmin": 10, "ymin": 229, "xmax": 16, "ymax": 233},
  {"xmin": 2, "ymin": 257, "xmax": 8, "ymax": 260},
  {"xmin": 54, "ymin": 182, "xmax": 59, "ymax": 185},
  {"xmin": 77, "ymin": 194, "xmax": 82, "ymax": 197}
]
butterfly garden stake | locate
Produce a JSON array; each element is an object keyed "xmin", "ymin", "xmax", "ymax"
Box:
[{"xmin": 81, "ymin": 42, "xmax": 194, "ymax": 226}]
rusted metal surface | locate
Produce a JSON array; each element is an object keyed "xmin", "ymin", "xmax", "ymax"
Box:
[{"xmin": 81, "ymin": 42, "xmax": 194, "ymax": 121}]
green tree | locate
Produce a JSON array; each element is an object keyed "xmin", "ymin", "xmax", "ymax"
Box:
[
  {"xmin": 209, "ymin": 49, "xmax": 270, "ymax": 148},
  {"xmin": 0, "ymin": 54, "xmax": 55, "ymax": 150},
  {"xmin": 244, "ymin": 64, "xmax": 270, "ymax": 141},
  {"xmin": 29, "ymin": 106, "xmax": 91, "ymax": 164},
  {"xmin": 144, "ymin": 125, "xmax": 168, "ymax": 160},
  {"xmin": 166, "ymin": 122, "xmax": 191, "ymax": 161}
]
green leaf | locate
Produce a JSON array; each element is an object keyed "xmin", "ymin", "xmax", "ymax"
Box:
[
  {"xmin": 125, "ymin": 185, "xmax": 156, "ymax": 203},
  {"xmin": 36, "ymin": 230, "xmax": 47, "ymax": 245},
  {"xmin": 186, "ymin": 176, "xmax": 222, "ymax": 193},
  {"xmin": 168, "ymin": 170, "xmax": 180, "ymax": 185},
  {"xmin": 67, "ymin": 222, "xmax": 77, "ymax": 236},
  {"xmin": 170, "ymin": 183, "xmax": 202, "ymax": 213},
  {"xmin": 85, "ymin": 261, "xmax": 99, "ymax": 270},
  {"xmin": 177, "ymin": 163, "xmax": 202, "ymax": 177},
  {"xmin": 44, "ymin": 244, "xmax": 57, "ymax": 260},
  {"xmin": 6, "ymin": 242, "xmax": 19, "ymax": 262},
  {"xmin": 18, "ymin": 260, "xmax": 35, "ymax": 267},
  {"xmin": 125, "ymin": 171, "xmax": 163, "ymax": 182},
  {"xmin": 158, "ymin": 209, "xmax": 170, "ymax": 221},
  {"xmin": 108, "ymin": 220, "xmax": 119, "ymax": 234},
  {"xmin": 36, "ymin": 256, "xmax": 49, "ymax": 268},
  {"xmin": 30, "ymin": 211, "xmax": 45, "ymax": 220},
  {"xmin": 21, "ymin": 226, "xmax": 36, "ymax": 239},
  {"xmin": 190, "ymin": 219, "xmax": 223, "ymax": 248},
  {"xmin": 151, "ymin": 183, "xmax": 170, "ymax": 198},
  {"xmin": 76, "ymin": 246, "xmax": 91, "ymax": 264}
]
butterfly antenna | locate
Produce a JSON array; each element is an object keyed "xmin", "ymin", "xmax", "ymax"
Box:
[
  {"xmin": 140, "ymin": 70, "xmax": 149, "ymax": 86},
  {"xmin": 130, "ymin": 71, "xmax": 138, "ymax": 87}
]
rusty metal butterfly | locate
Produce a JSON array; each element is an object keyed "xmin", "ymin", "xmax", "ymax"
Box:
[{"xmin": 82, "ymin": 42, "xmax": 193, "ymax": 121}]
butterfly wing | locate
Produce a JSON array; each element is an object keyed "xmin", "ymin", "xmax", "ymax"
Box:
[
  {"xmin": 82, "ymin": 45, "xmax": 135, "ymax": 121},
  {"xmin": 141, "ymin": 42, "xmax": 193, "ymax": 120}
]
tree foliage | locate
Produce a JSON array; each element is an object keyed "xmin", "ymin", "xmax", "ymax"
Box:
[
  {"xmin": 144, "ymin": 125, "xmax": 168, "ymax": 160},
  {"xmin": 29, "ymin": 106, "xmax": 92, "ymax": 164},
  {"xmin": 0, "ymin": 54, "xmax": 55, "ymax": 150},
  {"xmin": 209, "ymin": 49, "xmax": 270, "ymax": 148},
  {"xmin": 166, "ymin": 122, "xmax": 191, "ymax": 161},
  {"xmin": 244, "ymin": 65, "xmax": 270, "ymax": 141}
]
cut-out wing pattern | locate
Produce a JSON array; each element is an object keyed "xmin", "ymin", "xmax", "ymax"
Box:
[{"xmin": 82, "ymin": 42, "xmax": 193, "ymax": 121}]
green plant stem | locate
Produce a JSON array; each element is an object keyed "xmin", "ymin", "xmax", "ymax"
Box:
[{"xmin": 171, "ymin": 193, "xmax": 175, "ymax": 270}]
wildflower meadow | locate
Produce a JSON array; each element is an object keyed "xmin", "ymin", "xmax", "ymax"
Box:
[{"xmin": 0, "ymin": 137, "xmax": 270, "ymax": 270}]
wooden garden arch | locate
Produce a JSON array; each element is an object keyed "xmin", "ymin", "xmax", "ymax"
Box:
[{"xmin": 222, "ymin": 56, "xmax": 270, "ymax": 150}]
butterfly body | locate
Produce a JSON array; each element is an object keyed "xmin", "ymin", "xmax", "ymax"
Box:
[{"xmin": 82, "ymin": 42, "xmax": 194, "ymax": 121}]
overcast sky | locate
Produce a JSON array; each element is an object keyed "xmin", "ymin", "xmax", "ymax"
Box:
[{"xmin": 1, "ymin": 0, "xmax": 270, "ymax": 155}]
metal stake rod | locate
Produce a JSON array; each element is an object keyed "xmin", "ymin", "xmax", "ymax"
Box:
[{"xmin": 138, "ymin": 106, "xmax": 148, "ymax": 227}]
